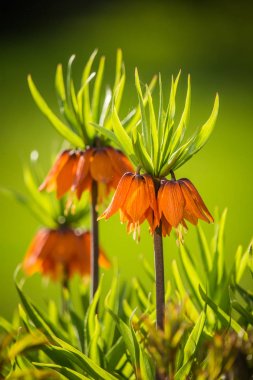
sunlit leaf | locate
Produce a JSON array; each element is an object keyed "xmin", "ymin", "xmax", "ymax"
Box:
[{"xmin": 27, "ymin": 75, "xmax": 84, "ymax": 148}]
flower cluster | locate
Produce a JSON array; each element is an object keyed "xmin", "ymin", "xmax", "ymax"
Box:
[
  {"xmin": 40, "ymin": 147, "xmax": 132, "ymax": 205},
  {"xmin": 23, "ymin": 228, "xmax": 110, "ymax": 281},
  {"xmin": 100, "ymin": 172, "xmax": 213, "ymax": 240}
]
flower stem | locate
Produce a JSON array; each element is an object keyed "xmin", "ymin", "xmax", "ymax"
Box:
[
  {"xmin": 61, "ymin": 275, "xmax": 70, "ymax": 316},
  {"xmin": 153, "ymin": 179, "xmax": 165, "ymax": 331},
  {"xmin": 90, "ymin": 179, "xmax": 99, "ymax": 301},
  {"xmin": 153, "ymin": 224, "xmax": 165, "ymax": 330}
]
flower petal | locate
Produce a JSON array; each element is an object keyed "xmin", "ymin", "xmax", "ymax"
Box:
[
  {"xmin": 90, "ymin": 149, "xmax": 114, "ymax": 183},
  {"xmin": 123, "ymin": 175, "xmax": 150, "ymax": 222},
  {"xmin": 39, "ymin": 150, "xmax": 71, "ymax": 192},
  {"xmin": 180, "ymin": 178, "xmax": 214, "ymax": 223},
  {"xmin": 98, "ymin": 172, "xmax": 134, "ymax": 220},
  {"xmin": 158, "ymin": 180, "xmax": 185, "ymax": 227}
]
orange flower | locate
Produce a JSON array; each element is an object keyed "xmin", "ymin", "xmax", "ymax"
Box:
[
  {"xmin": 99, "ymin": 172, "xmax": 159, "ymax": 240},
  {"xmin": 157, "ymin": 178, "xmax": 213, "ymax": 237},
  {"xmin": 39, "ymin": 147, "xmax": 133, "ymax": 203},
  {"xmin": 23, "ymin": 228, "xmax": 110, "ymax": 281}
]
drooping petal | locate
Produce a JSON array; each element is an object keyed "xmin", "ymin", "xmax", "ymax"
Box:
[
  {"xmin": 180, "ymin": 178, "xmax": 214, "ymax": 223},
  {"xmin": 158, "ymin": 180, "xmax": 185, "ymax": 227},
  {"xmin": 123, "ymin": 175, "xmax": 150, "ymax": 222},
  {"xmin": 71, "ymin": 149, "xmax": 93, "ymax": 191},
  {"xmin": 55, "ymin": 154, "xmax": 80, "ymax": 198},
  {"xmin": 90, "ymin": 149, "xmax": 114, "ymax": 183},
  {"xmin": 106, "ymin": 147, "xmax": 133, "ymax": 177},
  {"xmin": 179, "ymin": 180, "xmax": 209, "ymax": 224},
  {"xmin": 39, "ymin": 150, "xmax": 71, "ymax": 192},
  {"xmin": 143, "ymin": 174, "xmax": 159, "ymax": 229},
  {"xmin": 23, "ymin": 229, "xmax": 49, "ymax": 273},
  {"xmin": 98, "ymin": 172, "xmax": 134, "ymax": 220},
  {"xmin": 161, "ymin": 214, "xmax": 172, "ymax": 237}
]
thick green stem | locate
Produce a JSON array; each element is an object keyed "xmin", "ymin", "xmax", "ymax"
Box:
[{"xmin": 90, "ymin": 179, "xmax": 99, "ymax": 301}]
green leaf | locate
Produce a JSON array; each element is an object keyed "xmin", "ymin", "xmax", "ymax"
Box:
[
  {"xmin": 1, "ymin": 187, "xmax": 56, "ymax": 228},
  {"xmin": 27, "ymin": 75, "xmax": 84, "ymax": 148},
  {"xmin": 99, "ymin": 89, "xmax": 112, "ymax": 126},
  {"xmin": 88, "ymin": 315, "xmax": 102, "ymax": 366},
  {"xmin": 179, "ymin": 244, "xmax": 204, "ymax": 309},
  {"xmin": 175, "ymin": 93, "xmax": 219, "ymax": 169},
  {"xmin": 160, "ymin": 71, "xmax": 181, "ymax": 164},
  {"xmin": 8, "ymin": 332, "xmax": 48, "ymax": 361},
  {"xmin": 170, "ymin": 74, "xmax": 191, "ymax": 154},
  {"xmin": 132, "ymin": 129, "xmax": 153, "ymax": 172},
  {"xmin": 235, "ymin": 241, "xmax": 252, "ymax": 283},
  {"xmin": 112, "ymin": 107, "xmax": 134, "ymax": 157},
  {"xmin": 182, "ymin": 311, "xmax": 205, "ymax": 366},
  {"xmin": 85, "ymin": 275, "xmax": 103, "ymax": 348},
  {"xmin": 146, "ymin": 86, "xmax": 159, "ymax": 172},
  {"xmin": 34, "ymin": 363, "xmax": 89, "ymax": 380},
  {"xmin": 92, "ymin": 56, "xmax": 105, "ymax": 123},
  {"xmin": 105, "ymin": 336, "xmax": 125, "ymax": 371},
  {"xmin": 175, "ymin": 312, "xmax": 205, "ymax": 379},
  {"xmin": 44, "ymin": 341, "xmax": 117, "ymax": 380},
  {"xmin": 91, "ymin": 123, "xmax": 121, "ymax": 148},
  {"xmin": 139, "ymin": 348, "xmax": 155, "ymax": 380},
  {"xmin": 132, "ymin": 278, "xmax": 152, "ymax": 312},
  {"xmin": 103, "ymin": 274, "xmax": 119, "ymax": 350},
  {"xmin": 114, "ymin": 72, "xmax": 126, "ymax": 113},
  {"xmin": 0, "ymin": 316, "xmax": 16, "ymax": 333},
  {"xmin": 199, "ymin": 286, "xmax": 247, "ymax": 337},
  {"xmin": 107, "ymin": 309, "xmax": 136, "ymax": 370},
  {"xmin": 81, "ymin": 50, "xmax": 97, "ymax": 139},
  {"xmin": 113, "ymin": 49, "xmax": 123, "ymax": 92},
  {"xmin": 66, "ymin": 55, "xmax": 76, "ymax": 108},
  {"xmin": 172, "ymin": 260, "xmax": 199, "ymax": 322},
  {"xmin": 196, "ymin": 224, "xmax": 212, "ymax": 274},
  {"xmin": 126, "ymin": 74, "xmax": 157, "ymax": 133},
  {"xmin": 16, "ymin": 283, "xmax": 69, "ymax": 342},
  {"xmin": 55, "ymin": 64, "xmax": 66, "ymax": 101},
  {"xmin": 209, "ymin": 209, "xmax": 227, "ymax": 295},
  {"xmin": 55, "ymin": 62, "xmax": 84, "ymax": 138},
  {"xmin": 135, "ymin": 68, "xmax": 150, "ymax": 151},
  {"xmin": 231, "ymin": 300, "xmax": 253, "ymax": 325}
]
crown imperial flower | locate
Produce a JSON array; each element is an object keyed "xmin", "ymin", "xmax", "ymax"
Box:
[
  {"xmin": 99, "ymin": 172, "xmax": 159, "ymax": 240},
  {"xmin": 157, "ymin": 178, "xmax": 213, "ymax": 237},
  {"xmin": 23, "ymin": 228, "xmax": 110, "ymax": 281},
  {"xmin": 39, "ymin": 147, "xmax": 133, "ymax": 204}
]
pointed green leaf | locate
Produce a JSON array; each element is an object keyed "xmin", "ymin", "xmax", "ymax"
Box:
[
  {"xmin": 135, "ymin": 68, "xmax": 150, "ymax": 150},
  {"xmin": 199, "ymin": 286, "xmax": 247, "ymax": 337},
  {"xmin": 172, "ymin": 260, "xmax": 199, "ymax": 322},
  {"xmin": 170, "ymin": 74, "xmax": 191, "ymax": 153},
  {"xmin": 196, "ymin": 224, "xmax": 212, "ymax": 273},
  {"xmin": 34, "ymin": 363, "xmax": 89, "ymax": 380},
  {"xmin": 103, "ymin": 274, "xmax": 119, "ymax": 350},
  {"xmin": 112, "ymin": 107, "xmax": 134, "ymax": 157},
  {"xmin": 28, "ymin": 75, "xmax": 84, "ymax": 147},
  {"xmin": 55, "ymin": 64, "xmax": 66, "ymax": 101},
  {"xmin": 92, "ymin": 56, "xmax": 105, "ymax": 123}
]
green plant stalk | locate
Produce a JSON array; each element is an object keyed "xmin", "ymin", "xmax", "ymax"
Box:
[{"xmin": 91, "ymin": 179, "xmax": 99, "ymax": 301}]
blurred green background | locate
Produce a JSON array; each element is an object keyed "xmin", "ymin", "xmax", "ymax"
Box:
[{"xmin": 1, "ymin": 0, "xmax": 252, "ymax": 318}]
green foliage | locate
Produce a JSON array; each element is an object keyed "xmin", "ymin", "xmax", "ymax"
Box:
[
  {"xmin": 28, "ymin": 50, "xmax": 125, "ymax": 148},
  {"xmin": 96, "ymin": 68, "xmax": 219, "ymax": 177},
  {"xmin": 0, "ymin": 157, "xmax": 89, "ymax": 229},
  {"xmin": 1, "ymin": 212, "xmax": 252, "ymax": 379}
]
